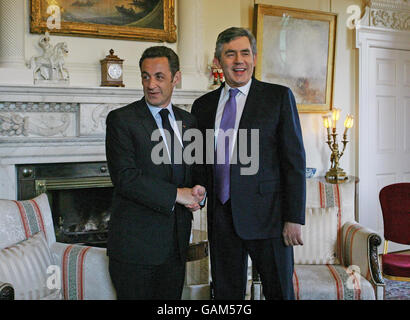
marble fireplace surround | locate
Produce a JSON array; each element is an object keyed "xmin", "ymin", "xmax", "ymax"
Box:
[{"xmin": 0, "ymin": 85, "xmax": 207, "ymax": 201}]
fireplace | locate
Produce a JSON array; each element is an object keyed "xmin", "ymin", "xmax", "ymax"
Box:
[{"xmin": 17, "ymin": 162, "xmax": 113, "ymax": 247}]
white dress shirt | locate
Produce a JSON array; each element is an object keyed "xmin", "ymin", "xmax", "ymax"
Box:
[{"xmin": 214, "ymin": 78, "xmax": 252, "ymax": 157}]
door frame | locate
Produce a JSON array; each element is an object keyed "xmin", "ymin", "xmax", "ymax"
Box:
[{"xmin": 355, "ymin": 25, "xmax": 410, "ymax": 252}]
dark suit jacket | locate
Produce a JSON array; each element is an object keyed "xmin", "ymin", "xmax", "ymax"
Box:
[
  {"xmin": 105, "ymin": 98, "xmax": 195, "ymax": 265},
  {"xmin": 191, "ymin": 78, "xmax": 306, "ymax": 240}
]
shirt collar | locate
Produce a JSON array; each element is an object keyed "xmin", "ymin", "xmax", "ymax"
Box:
[
  {"xmin": 223, "ymin": 78, "xmax": 252, "ymax": 97},
  {"xmin": 146, "ymin": 101, "xmax": 174, "ymax": 119}
]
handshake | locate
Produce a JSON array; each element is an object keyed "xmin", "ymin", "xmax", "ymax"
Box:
[{"xmin": 176, "ymin": 185, "xmax": 206, "ymax": 212}]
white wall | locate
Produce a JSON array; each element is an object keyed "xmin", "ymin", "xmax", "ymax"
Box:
[{"xmin": 0, "ymin": 0, "xmax": 362, "ymax": 178}]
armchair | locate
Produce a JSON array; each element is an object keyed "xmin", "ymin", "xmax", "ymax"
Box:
[
  {"xmin": 251, "ymin": 178, "xmax": 385, "ymax": 300},
  {"xmin": 0, "ymin": 193, "xmax": 209, "ymax": 300},
  {"xmin": 379, "ymin": 183, "xmax": 410, "ymax": 282},
  {"xmin": 0, "ymin": 193, "xmax": 116, "ymax": 300}
]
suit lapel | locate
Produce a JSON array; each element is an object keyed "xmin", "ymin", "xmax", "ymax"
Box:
[
  {"xmin": 238, "ymin": 78, "xmax": 262, "ymax": 129},
  {"xmin": 209, "ymin": 86, "xmax": 224, "ymax": 130},
  {"xmin": 172, "ymin": 105, "xmax": 188, "ymax": 149},
  {"xmin": 173, "ymin": 105, "xmax": 192, "ymax": 186}
]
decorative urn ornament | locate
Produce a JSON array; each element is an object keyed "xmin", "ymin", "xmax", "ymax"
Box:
[{"xmin": 100, "ymin": 49, "xmax": 125, "ymax": 87}]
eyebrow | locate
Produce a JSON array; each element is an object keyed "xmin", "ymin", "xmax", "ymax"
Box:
[
  {"xmin": 141, "ymin": 71, "xmax": 165, "ymax": 77},
  {"xmin": 224, "ymin": 48, "xmax": 251, "ymax": 55}
]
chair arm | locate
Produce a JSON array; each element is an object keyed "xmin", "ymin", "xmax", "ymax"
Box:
[
  {"xmin": 0, "ymin": 281, "xmax": 14, "ymax": 300},
  {"xmin": 51, "ymin": 242, "xmax": 116, "ymax": 300},
  {"xmin": 341, "ymin": 222, "xmax": 384, "ymax": 287}
]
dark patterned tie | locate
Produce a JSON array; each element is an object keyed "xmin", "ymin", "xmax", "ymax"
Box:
[
  {"xmin": 159, "ymin": 108, "xmax": 184, "ymax": 186},
  {"xmin": 215, "ymin": 88, "xmax": 239, "ymax": 204}
]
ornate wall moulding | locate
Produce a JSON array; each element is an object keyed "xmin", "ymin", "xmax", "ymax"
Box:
[{"xmin": 361, "ymin": 0, "xmax": 410, "ymax": 31}]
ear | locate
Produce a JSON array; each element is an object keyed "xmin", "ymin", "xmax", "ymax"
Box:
[
  {"xmin": 172, "ymin": 70, "xmax": 181, "ymax": 86},
  {"xmin": 253, "ymin": 53, "xmax": 257, "ymax": 66}
]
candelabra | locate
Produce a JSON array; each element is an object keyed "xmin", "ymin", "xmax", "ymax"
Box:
[{"xmin": 322, "ymin": 108, "xmax": 354, "ymax": 184}]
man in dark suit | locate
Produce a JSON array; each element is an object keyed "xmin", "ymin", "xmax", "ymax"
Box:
[
  {"xmin": 191, "ymin": 27, "xmax": 306, "ymax": 300},
  {"xmin": 105, "ymin": 46, "xmax": 205, "ymax": 300}
]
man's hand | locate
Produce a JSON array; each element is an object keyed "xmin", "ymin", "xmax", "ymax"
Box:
[
  {"xmin": 185, "ymin": 185, "xmax": 206, "ymax": 212},
  {"xmin": 176, "ymin": 185, "xmax": 206, "ymax": 211},
  {"xmin": 282, "ymin": 222, "xmax": 303, "ymax": 246}
]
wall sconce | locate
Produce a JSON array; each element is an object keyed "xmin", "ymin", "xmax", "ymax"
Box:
[{"xmin": 322, "ymin": 108, "xmax": 354, "ymax": 184}]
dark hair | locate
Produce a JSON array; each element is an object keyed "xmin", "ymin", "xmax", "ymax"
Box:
[
  {"xmin": 139, "ymin": 46, "xmax": 180, "ymax": 77},
  {"xmin": 215, "ymin": 27, "xmax": 257, "ymax": 60}
]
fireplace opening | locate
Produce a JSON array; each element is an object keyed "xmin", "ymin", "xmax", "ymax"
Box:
[{"xmin": 17, "ymin": 162, "xmax": 113, "ymax": 247}]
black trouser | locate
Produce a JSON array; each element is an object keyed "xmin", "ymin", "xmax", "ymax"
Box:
[
  {"xmin": 109, "ymin": 224, "xmax": 185, "ymax": 300},
  {"xmin": 210, "ymin": 199, "xmax": 295, "ymax": 300}
]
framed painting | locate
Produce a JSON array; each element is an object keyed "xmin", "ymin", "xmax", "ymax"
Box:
[
  {"xmin": 254, "ymin": 4, "xmax": 337, "ymax": 112},
  {"xmin": 30, "ymin": 0, "xmax": 176, "ymax": 42}
]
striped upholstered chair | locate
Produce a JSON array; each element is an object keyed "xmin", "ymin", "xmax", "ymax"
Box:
[
  {"xmin": 0, "ymin": 193, "xmax": 116, "ymax": 300},
  {"xmin": 252, "ymin": 178, "xmax": 385, "ymax": 300},
  {"xmin": 0, "ymin": 193, "xmax": 209, "ymax": 300}
]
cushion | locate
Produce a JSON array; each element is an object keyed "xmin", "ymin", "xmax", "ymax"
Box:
[
  {"xmin": 0, "ymin": 231, "xmax": 62, "ymax": 300},
  {"xmin": 382, "ymin": 253, "xmax": 410, "ymax": 278},
  {"xmin": 294, "ymin": 207, "xmax": 340, "ymax": 264},
  {"xmin": 293, "ymin": 264, "xmax": 375, "ymax": 300},
  {"xmin": 0, "ymin": 194, "xmax": 56, "ymax": 250}
]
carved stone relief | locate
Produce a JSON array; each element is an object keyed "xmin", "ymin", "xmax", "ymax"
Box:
[
  {"xmin": 80, "ymin": 104, "xmax": 123, "ymax": 136},
  {"xmin": 0, "ymin": 102, "xmax": 78, "ymax": 137}
]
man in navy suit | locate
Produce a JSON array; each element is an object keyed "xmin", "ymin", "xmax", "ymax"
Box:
[
  {"xmin": 191, "ymin": 27, "xmax": 306, "ymax": 299},
  {"xmin": 106, "ymin": 46, "xmax": 205, "ymax": 299}
]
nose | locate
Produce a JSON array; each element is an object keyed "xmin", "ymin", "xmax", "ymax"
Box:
[
  {"xmin": 146, "ymin": 77, "xmax": 157, "ymax": 89},
  {"xmin": 234, "ymin": 53, "xmax": 243, "ymax": 64}
]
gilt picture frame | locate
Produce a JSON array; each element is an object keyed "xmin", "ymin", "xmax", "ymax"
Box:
[
  {"xmin": 30, "ymin": 0, "xmax": 176, "ymax": 43},
  {"xmin": 254, "ymin": 4, "xmax": 337, "ymax": 112}
]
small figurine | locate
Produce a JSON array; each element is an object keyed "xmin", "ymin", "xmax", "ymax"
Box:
[
  {"xmin": 27, "ymin": 32, "xmax": 70, "ymax": 85},
  {"xmin": 208, "ymin": 61, "xmax": 224, "ymax": 90}
]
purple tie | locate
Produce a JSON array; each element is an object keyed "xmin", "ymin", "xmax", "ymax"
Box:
[{"xmin": 215, "ymin": 88, "xmax": 239, "ymax": 204}]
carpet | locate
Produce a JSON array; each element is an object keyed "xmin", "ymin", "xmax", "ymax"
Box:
[{"xmin": 384, "ymin": 278, "xmax": 410, "ymax": 300}]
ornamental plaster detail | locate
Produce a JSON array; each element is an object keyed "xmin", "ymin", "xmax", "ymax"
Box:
[{"xmin": 361, "ymin": 0, "xmax": 410, "ymax": 30}]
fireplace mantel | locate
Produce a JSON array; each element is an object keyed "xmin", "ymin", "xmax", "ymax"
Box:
[{"xmin": 0, "ymin": 85, "xmax": 208, "ymax": 199}]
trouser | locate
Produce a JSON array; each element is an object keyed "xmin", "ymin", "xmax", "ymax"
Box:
[
  {"xmin": 109, "ymin": 226, "xmax": 185, "ymax": 300},
  {"xmin": 210, "ymin": 199, "xmax": 295, "ymax": 300}
]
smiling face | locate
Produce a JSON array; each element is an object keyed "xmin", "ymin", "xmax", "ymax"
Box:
[
  {"xmin": 141, "ymin": 57, "xmax": 181, "ymax": 108},
  {"xmin": 215, "ymin": 36, "xmax": 257, "ymax": 88}
]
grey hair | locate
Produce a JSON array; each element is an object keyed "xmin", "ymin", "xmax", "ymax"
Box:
[{"xmin": 214, "ymin": 27, "xmax": 257, "ymax": 60}]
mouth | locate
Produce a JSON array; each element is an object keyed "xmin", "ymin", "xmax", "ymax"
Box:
[
  {"xmin": 147, "ymin": 91, "xmax": 160, "ymax": 97},
  {"xmin": 232, "ymin": 67, "xmax": 246, "ymax": 75}
]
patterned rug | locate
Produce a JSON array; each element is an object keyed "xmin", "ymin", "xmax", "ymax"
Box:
[{"xmin": 384, "ymin": 278, "xmax": 410, "ymax": 300}]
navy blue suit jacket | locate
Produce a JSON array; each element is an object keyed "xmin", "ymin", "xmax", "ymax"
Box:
[
  {"xmin": 105, "ymin": 98, "xmax": 195, "ymax": 265},
  {"xmin": 191, "ymin": 78, "xmax": 306, "ymax": 240}
]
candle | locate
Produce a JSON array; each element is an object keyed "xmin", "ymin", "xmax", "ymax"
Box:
[
  {"xmin": 332, "ymin": 108, "xmax": 340, "ymax": 129},
  {"xmin": 343, "ymin": 114, "xmax": 354, "ymax": 135}
]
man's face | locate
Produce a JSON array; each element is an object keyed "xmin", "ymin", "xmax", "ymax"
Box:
[
  {"xmin": 216, "ymin": 36, "xmax": 257, "ymax": 88},
  {"xmin": 141, "ymin": 57, "xmax": 180, "ymax": 108}
]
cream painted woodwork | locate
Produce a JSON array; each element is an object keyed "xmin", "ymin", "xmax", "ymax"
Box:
[{"xmin": 356, "ymin": 25, "xmax": 410, "ymax": 253}]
